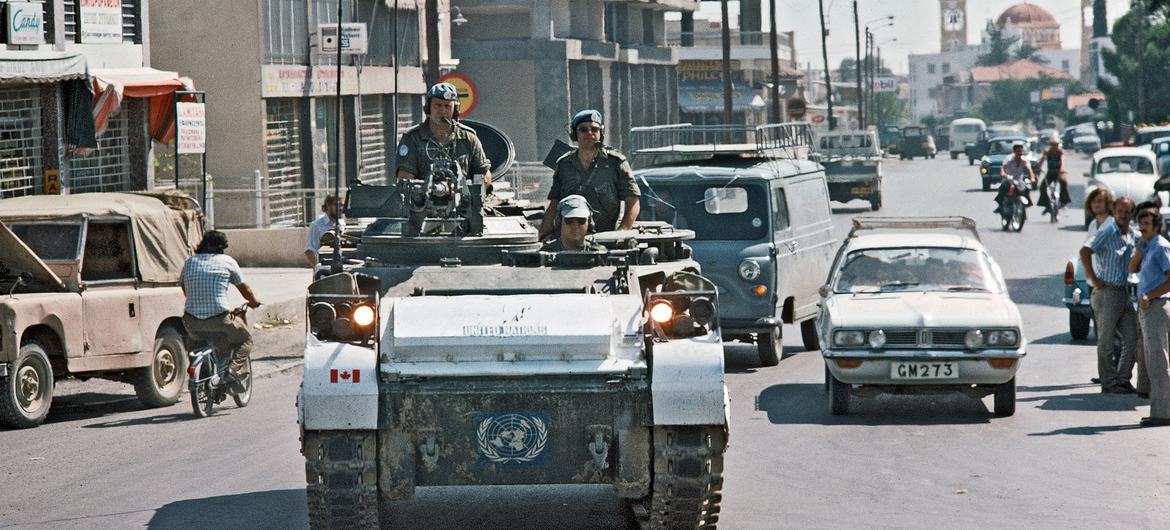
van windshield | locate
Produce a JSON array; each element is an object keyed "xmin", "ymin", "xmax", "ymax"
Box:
[
  {"xmin": 952, "ymin": 124, "xmax": 982, "ymax": 134},
  {"xmin": 638, "ymin": 180, "xmax": 769, "ymax": 240}
]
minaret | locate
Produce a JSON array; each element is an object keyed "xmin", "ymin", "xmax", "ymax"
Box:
[
  {"xmin": 1081, "ymin": 0, "xmax": 1091, "ymax": 83},
  {"xmin": 940, "ymin": 0, "xmax": 968, "ymax": 52}
]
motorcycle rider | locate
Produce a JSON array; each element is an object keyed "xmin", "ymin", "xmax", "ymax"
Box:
[
  {"xmin": 396, "ymin": 82, "xmax": 493, "ymax": 191},
  {"xmin": 1037, "ymin": 137, "xmax": 1071, "ymax": 214},
  {"xmin": 993, "ymin": 141, "xmax": 1036, "ymax": 214}
]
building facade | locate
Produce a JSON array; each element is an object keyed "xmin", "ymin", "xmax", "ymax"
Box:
[
  {"xmin": 0, "ymin": 0, "xmax": 170, "ymax": 198},
  {"xmin": 450, "ymin": 0, "xmax": 697, "ymax": 162},
  {"xmin": 151, "ymin": 0, "xmax": 435, "ymax": 227}
]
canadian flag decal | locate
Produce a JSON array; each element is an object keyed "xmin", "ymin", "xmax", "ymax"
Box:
[{"xmin": 329, "ymin": 369, "xmax": 361, "ymax": 383}]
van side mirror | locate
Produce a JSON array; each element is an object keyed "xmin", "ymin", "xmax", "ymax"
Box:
[{"xmin": 819, "ymin": 284, "xmax": 830, "ymax": 298}]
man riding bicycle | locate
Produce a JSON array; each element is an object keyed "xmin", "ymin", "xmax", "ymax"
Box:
[
  {"xmin": 993, "ymin": 141, "xmax": 1036, "ymax": 214},
  {"xmin": 180, "ymin": 231, "xmax": 262, "ymax": 386},
  {"xmin": 1036, "ymin": 137, "xmax": 1071, "ymax": 214}
]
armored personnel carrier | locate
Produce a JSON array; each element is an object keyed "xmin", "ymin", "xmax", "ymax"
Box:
[{"xmin": 298, "ymin": 124, "xmax": 729, "ymax": 529}]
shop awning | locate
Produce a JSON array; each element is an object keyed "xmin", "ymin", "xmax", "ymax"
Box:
[
  {"xmin": 91, "ymin": 67, "xmax": 194, "ymax": 144},
  {"xmin": 678, "ymin": 81, "xmax": 762, "ymax": 113},
  {"xmin": 0, "ymin": 51, "xmax": 87, "ymax": 84}
]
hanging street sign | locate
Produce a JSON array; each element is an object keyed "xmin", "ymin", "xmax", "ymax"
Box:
[
  {"xmin": 320, "ymin": 23, "xmax": 368, "ymax": 55},
  {"xmin": 438, "ymin": 72, "xmax": 479, "ymax": 116}
]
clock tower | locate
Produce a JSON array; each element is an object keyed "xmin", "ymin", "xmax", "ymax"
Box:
[{"xmin": 940, "ymin": 0, "xmax": 967, "ymax": 52}]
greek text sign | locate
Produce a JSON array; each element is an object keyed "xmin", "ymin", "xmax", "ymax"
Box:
[
  {"xmin": 176, "ymin": 102, "xmax": 206, "ymax": 154},
  {"xmin": 80, "ymin": 0, "xmax": 122, "ymax": 44},
  {"xmin": 261, "ymin": 65, "xmax": 360, "ymax": 98},
  {"xmin": 320, "ymin": 23, "xmax": 368, "ymax": 55},
  {"xmin": 7, "ymin": 2, "xmax": 44, "ymax": 45}
]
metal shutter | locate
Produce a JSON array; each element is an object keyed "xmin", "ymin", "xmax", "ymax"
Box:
[
  {"xmin": 63, "ymin": 0, "xmax": 77, "ymax": 42},
  {"xmin": 0, "ymin": 88, "xmax": 43, "ymax": 198},
  {"xmin": 121, "ymin": 0, "xmax": 140, "ymax": 44},
  {"xmin": 265, "ymin": 99, "xmax": 306, "ymax": 226},
  {"xmin": 358, "ymin": 95, "xmax": 387, "ymax": 184},
  {"xmin": 67, "ymin": 111, "xmax": 131, "ymax": 193}
]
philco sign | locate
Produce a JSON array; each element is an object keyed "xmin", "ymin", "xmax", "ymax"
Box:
[
  {"xmin": 7, "ymin": 2, "xmax": 44, "ymax": 45},
  {"xmin": 678, "ymin": 60, "xmax": 742, "ymax": 82}
]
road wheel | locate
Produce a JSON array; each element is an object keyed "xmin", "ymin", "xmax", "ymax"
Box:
[
  {"xmin": 757, "ymin": 328, "xmax": 781, "ymax": 367},
  {"xmin": 232, "ymin": 357, "xmax": 253, "ymax": 408},
  {"xmin": 951, "ymin": 151, "xmax": 958, "ymax": 160},
  {"xmin": 134, "ymin": 327, "xmax": 187, "ymax": 408},
  {"xmin": 993, "ymin": 377, "xmax": 1016, "ymax": 417},
  {"xmin": 0, "ymin": 343, "xmax": 54, "ymax": 429},
  {"xmin": 968, "ymin": 157, "xmax": 974, "ymax": 166},
  {"xmin": 800, "ymin": 319, "xmax": 819, "ymax": 351},
  {"xmin": 1069, "ymin": 312, "xmax": 1091, "ymax": 341},
  {"xmin": 982, "ymin": 180, "xmax": 991, "ymax": 191},
  {"xmin": 828, "ymin": 370, "xmax": 850, "ymax": 416}
]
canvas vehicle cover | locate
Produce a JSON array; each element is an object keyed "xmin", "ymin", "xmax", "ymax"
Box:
[{"xmin": 0, "ymin": 192, "xmax": 203, "ymax": 284}]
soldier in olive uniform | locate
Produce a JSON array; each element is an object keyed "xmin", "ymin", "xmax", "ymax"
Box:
[
  {"xmin": 538, "ymin": 109, "xmax": 640, "ymax": 239},
  {"xmin": 396, "ymin": 82, "xmax": 493, "ymax": 191},
  {"xmin": 541, "ymin": 195, "xmax": 607, "ymax": 252}
]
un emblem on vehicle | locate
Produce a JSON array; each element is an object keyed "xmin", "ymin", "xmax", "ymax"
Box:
[{"xmin": 476, "ymin": 413, "xmax": 550, "ymax": 464}]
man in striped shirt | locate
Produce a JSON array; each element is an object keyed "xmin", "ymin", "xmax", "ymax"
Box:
[{"xmin": 1080, "ymin": 197, "xmax": 1138, "ymax": 393}]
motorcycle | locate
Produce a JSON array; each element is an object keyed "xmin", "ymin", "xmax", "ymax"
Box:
[
  {"xmin": 1000, "ymin": 179, "xmax": 1030, "ymax": 232},
  {"xmin": 1041, "ymin": 173, "xmax": 1064, "ymax": 223},
  {"xmin": 187, "ymin": 304, "xmax": 253, "ymax": 417}
]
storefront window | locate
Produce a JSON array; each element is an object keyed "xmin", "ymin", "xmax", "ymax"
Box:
[{"xmin": 0, "ymin": 88, "xmax": 43, "ymax": 198}]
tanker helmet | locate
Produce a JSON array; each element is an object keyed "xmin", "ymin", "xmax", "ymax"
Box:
[{"xmin": 557, "ymin": 194, "xmax": 593, "ymax": 221}]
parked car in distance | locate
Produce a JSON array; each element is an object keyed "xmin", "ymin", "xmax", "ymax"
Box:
[
  {"xmin": 934, "ymin": 125, "xmax": 951, "ymax": 153},
  {"xmin": 949, "ymin": 118, "xmax": 986, "ymax": 159},
  {"xmin": 634, "ymin": 123, "xmax": 837, "ymax": 367},
  {"xmin": 813, "ymin": 130, "xmax": 884, "ymax": 210},
  {"xmin": 817, "ymin": 216, "xmax": 1025, "ymax": 416},
  {"xmin": 1131, "ymin": 125, "xmax": 1170, "ymax": 149},
  {"xmin": 879, "ymin": 124, "xmax": 900, "ymax": 154},
  {"xmin": 898, "ymin": 126, "xmax": 937, "ymax": 160},
  {"xmin": 0, "ymin": 192, "xmax": 204, "ymax": 428},
  {"xmin": 1084, "ymin": 147, "xmax": 1164, "ymax": 227},
  {"xmin": 979, "ymin": 137, "xmax": 1041, "ymax": 191}
]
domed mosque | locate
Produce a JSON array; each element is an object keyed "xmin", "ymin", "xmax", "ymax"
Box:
[{"xmin": 995, "ymin": 3, "xmax": 1061, "ymax": 50}]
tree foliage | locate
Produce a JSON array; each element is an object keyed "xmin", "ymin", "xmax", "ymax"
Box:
[
  {"xmin": 1014, "ymin": 45, "xmax": 1048, "ymax": 64},
  {"xmin": 1100, "ymin": 4, "xmax": 1170, "ymax": 123},
  {"xmin": 976, "ymin": 24, "xmax": 1019, "ymax": 66},
  {"xmin": 975, "ymin": 77, "xmax": 1087, "ymax": 128}
]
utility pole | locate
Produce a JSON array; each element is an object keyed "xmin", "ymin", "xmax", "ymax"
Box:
[
  {"xmin": 720, "ymin": 0, "xmax": 734, "ymax": 124},
  {"xmin": 818, "ymin": 0, "xmax": 835, "ymax": 130},
  {"xmin": 854, "ymin": 1, "xmax": 863, "ymax": 129},
  {"xmin": 425, "ymin": 0, "xmax": 440, "ymax": 84},
  {"xmin": 875, "ymin": 46, "xmax": 883, "ymax": 128},
  {"xmin": 768, "ymin": 0, "xmax": 782, "ymax": 122},
  {"xmin": 1137, "ymin": 0, "xmax": 1146, "ymax": 124},
  {"xmin": 330, "ymin": 0, "xmax": 344, "ymax": 273},
  {"xmin": 867, "ymin": 30, "xmax": 874, "ymax": 130}
]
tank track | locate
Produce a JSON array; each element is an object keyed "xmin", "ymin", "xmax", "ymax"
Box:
[
  {"xmin": 630, "ymin": 426, "xmax": 726, "ymax": 529},
  {"xmin": 303, "ymin": 430, "xmax": 380, "ymax": 529}
]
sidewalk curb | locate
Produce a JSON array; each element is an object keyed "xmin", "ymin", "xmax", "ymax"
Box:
[{"xmin": 254, "ymin": 358, "xmax": 304, "ymax": 379}]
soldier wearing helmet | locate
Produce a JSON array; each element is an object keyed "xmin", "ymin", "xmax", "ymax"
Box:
[
  {"xmin": 538, "ymin": 109, "xmax": 640, "ymax": 239},
  {"xmin": 396, "ymin": 82, "xmax": 492, "ymax": 190},
  {"xmin": 541, "ymin": 195, "xmax": 607, "ymax": 252}
]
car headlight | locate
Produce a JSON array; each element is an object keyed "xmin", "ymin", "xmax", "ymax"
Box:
[
  {"xmin": 964, "ymin": 329, "xmax": 984, "ymax": 349},
  {"xmin": 985, "ymin": 330, "xmax": 1018, "ymax": 347},
  {"xmin": 833, "ymin": 330, "xmax": 865, "ymax": 347},
  {"xmin": 738, "ymin": 259, "xmax": 761, "ymax": 281},
  {"xmin": 868, "ymin": 330, "xmax": 886, "ymax": 349},
  {"xmin": 980, "ymin": 167, "xmax": 988, "ymax": 174}
]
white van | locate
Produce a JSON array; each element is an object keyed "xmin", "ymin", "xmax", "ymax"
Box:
[{"xmin": 949, "ymin": 118, "xmax": 987, "ymax": 159}]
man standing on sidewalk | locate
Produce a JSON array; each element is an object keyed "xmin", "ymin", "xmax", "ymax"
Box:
[
  {"xmin": 1132, "ymin": 209, "xmax": 1170, "ymax": 427},
  {"xmin": 1080, "ymin": 197, "xmax": 1138, "ymax": 393},
  {"xmin": 304, "ymin": 194, "xmax": 339, "ymax": 267}
]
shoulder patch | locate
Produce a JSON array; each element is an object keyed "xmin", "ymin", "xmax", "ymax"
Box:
[{"xmin": 398, "ymin": 144, "xmax": 409, "ymax": 157}]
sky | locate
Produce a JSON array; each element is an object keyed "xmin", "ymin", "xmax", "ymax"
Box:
[{"xmin": 687, "ymin": 0, "xmax": 1131, "ymax": 74}]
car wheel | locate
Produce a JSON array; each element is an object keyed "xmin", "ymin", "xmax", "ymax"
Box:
[
  {"xmin": 0, "ymin": 342, "xmax": 54, "ymax": 429},
  {"xmin": 982, "ymin": 180, "xmax": 991, "ymax": 191},
  {"xmin": 134, "ymin": 327, "xmax": 188, "ymax": 408},
  {"xmin": 1069, "ymin": 312, "xmax": 1091, "ymax": 341},
  {"xmin": 968, "ymin": 158, "xmax": 974, "ymax": 166},
  {"xmin": 951, "ymin": 152, "xmax": 958, "ymax": 160},
  {"xmin": 828, "ymin": 370, "xmax": 850, "ymax": 416},
  {"xmin": 800, "ymin": 319, "xmax": 819, "ymax": 351},
  {"xmin": 757, "ymin": 328, "xmax": 781, "ymax": 367},
  {"xmin": 993, "ymin": 377, "xmax": 1016, "ymax": 417}
]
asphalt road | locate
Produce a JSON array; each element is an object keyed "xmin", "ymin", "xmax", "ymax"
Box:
[{"xmin": 4, "ymin": 151, "xmax": 1170, "ymax": 529}]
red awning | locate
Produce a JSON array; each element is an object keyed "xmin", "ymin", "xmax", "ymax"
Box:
[{"xmin": 91, "ymin": 68, "xmax": 194, "ymax": 144}]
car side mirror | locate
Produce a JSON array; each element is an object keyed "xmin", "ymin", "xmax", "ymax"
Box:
[
  {"xmin": 18, "ymin": 272, "xmax": 32, "ymax": 285},
  {"xmin": 819, "ymin": 284, "xmax": 830, "ymax": 298}
]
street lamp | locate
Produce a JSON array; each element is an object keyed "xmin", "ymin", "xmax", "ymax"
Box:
[
  {"xmin": 864, "ymin": 20, "xmax": 894, "ymax": 129},
  {"xmin": 450, "ymin": 6, "xmax": 468, "ymax": 27},
  {"xmin": 855, "ymin": 13, "xmax": 893, "ymax": 129}
]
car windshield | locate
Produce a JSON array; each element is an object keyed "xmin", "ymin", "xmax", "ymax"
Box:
[
  {"xmin": 1096, "ymin": 156, "xmax": 1154, "ymax": 174},
  {"xmin": 637, "ymin": 180, "xmax": 769, "ymax": 241},
  {"xmin": 902, "ymin": 129, "xmax": 922, "ymax": 137},
  {"xmin": 833, "ymin": 247, "xmax": 1001, "ymax": 294},
  {"xmin": 989, "ymin": 140, "xmax": 1021, "ymax": 155},
  {"xmin": 9, "ymin": 223, "xmax": 83, "ymax": 261},
  {"xmin": 1158, "ymin": 142, "xmax": 1170, "ymax": 156}
]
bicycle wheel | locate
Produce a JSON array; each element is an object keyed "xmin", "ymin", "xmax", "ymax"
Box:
[
  {"xmin": 189, "ymin": 357, "xmax": 213, "ymax": 418},
  {"xmin": 232, "ymin": 357, "xmax": 253, "ymax": 408}
]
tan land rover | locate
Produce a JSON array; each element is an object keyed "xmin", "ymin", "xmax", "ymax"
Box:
[{"xmin": 0, "ymin": 192, "xmax": 203, "ymax": 428}]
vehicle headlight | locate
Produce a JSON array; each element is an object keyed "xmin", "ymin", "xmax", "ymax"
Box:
[
  {"xmin": 985, "ymin": 330, "xmax": 1018, "ymax": 347},
  {"xmin": 980, "ymin": 166, "xmax": 988, "ymax": 174},
  {"xmin": 738, "ymin": 259, "xmax": 761, "ymax": 281},
  {"xmin": 353, "ymin": 305, "xmax": 376, "ymax": 327},
  {"xmin": 833, "ymin": 330, "xmax": 865, "ymax": 347},
  {"xmin": 868, "ymin": 330, "xmax": 886, "ymax": 349},
  {"xmin": 964, "ymin": 329, "xmax": 984, "ymax": 349}
]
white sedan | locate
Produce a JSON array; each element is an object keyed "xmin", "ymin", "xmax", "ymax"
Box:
[{"xmin": 817, "ymin": 217, "xmax": 1026, "ymax": 416}]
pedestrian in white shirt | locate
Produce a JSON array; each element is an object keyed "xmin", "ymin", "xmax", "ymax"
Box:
[{"xmin": 304, "ymin": 194, "xmax": 339, "ymax": 267}]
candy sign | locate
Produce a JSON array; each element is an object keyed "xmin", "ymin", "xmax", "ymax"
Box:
[{"xmin": 7, "ymin": 2, "xmax": 44, "ymax": 45}]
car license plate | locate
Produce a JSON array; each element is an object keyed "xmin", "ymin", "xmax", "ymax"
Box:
[
  {"xmin": 891, "ymin": 362, "xmax": 958, "ymax": 379},
  {"xmin": 851, "ymin": 186, "xmax": 872, "ymax": 194}
]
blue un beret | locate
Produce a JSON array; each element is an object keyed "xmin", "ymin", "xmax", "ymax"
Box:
[{"xmin": 571, "ymin": 109, "xmax": 603, "ymax": 130}]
